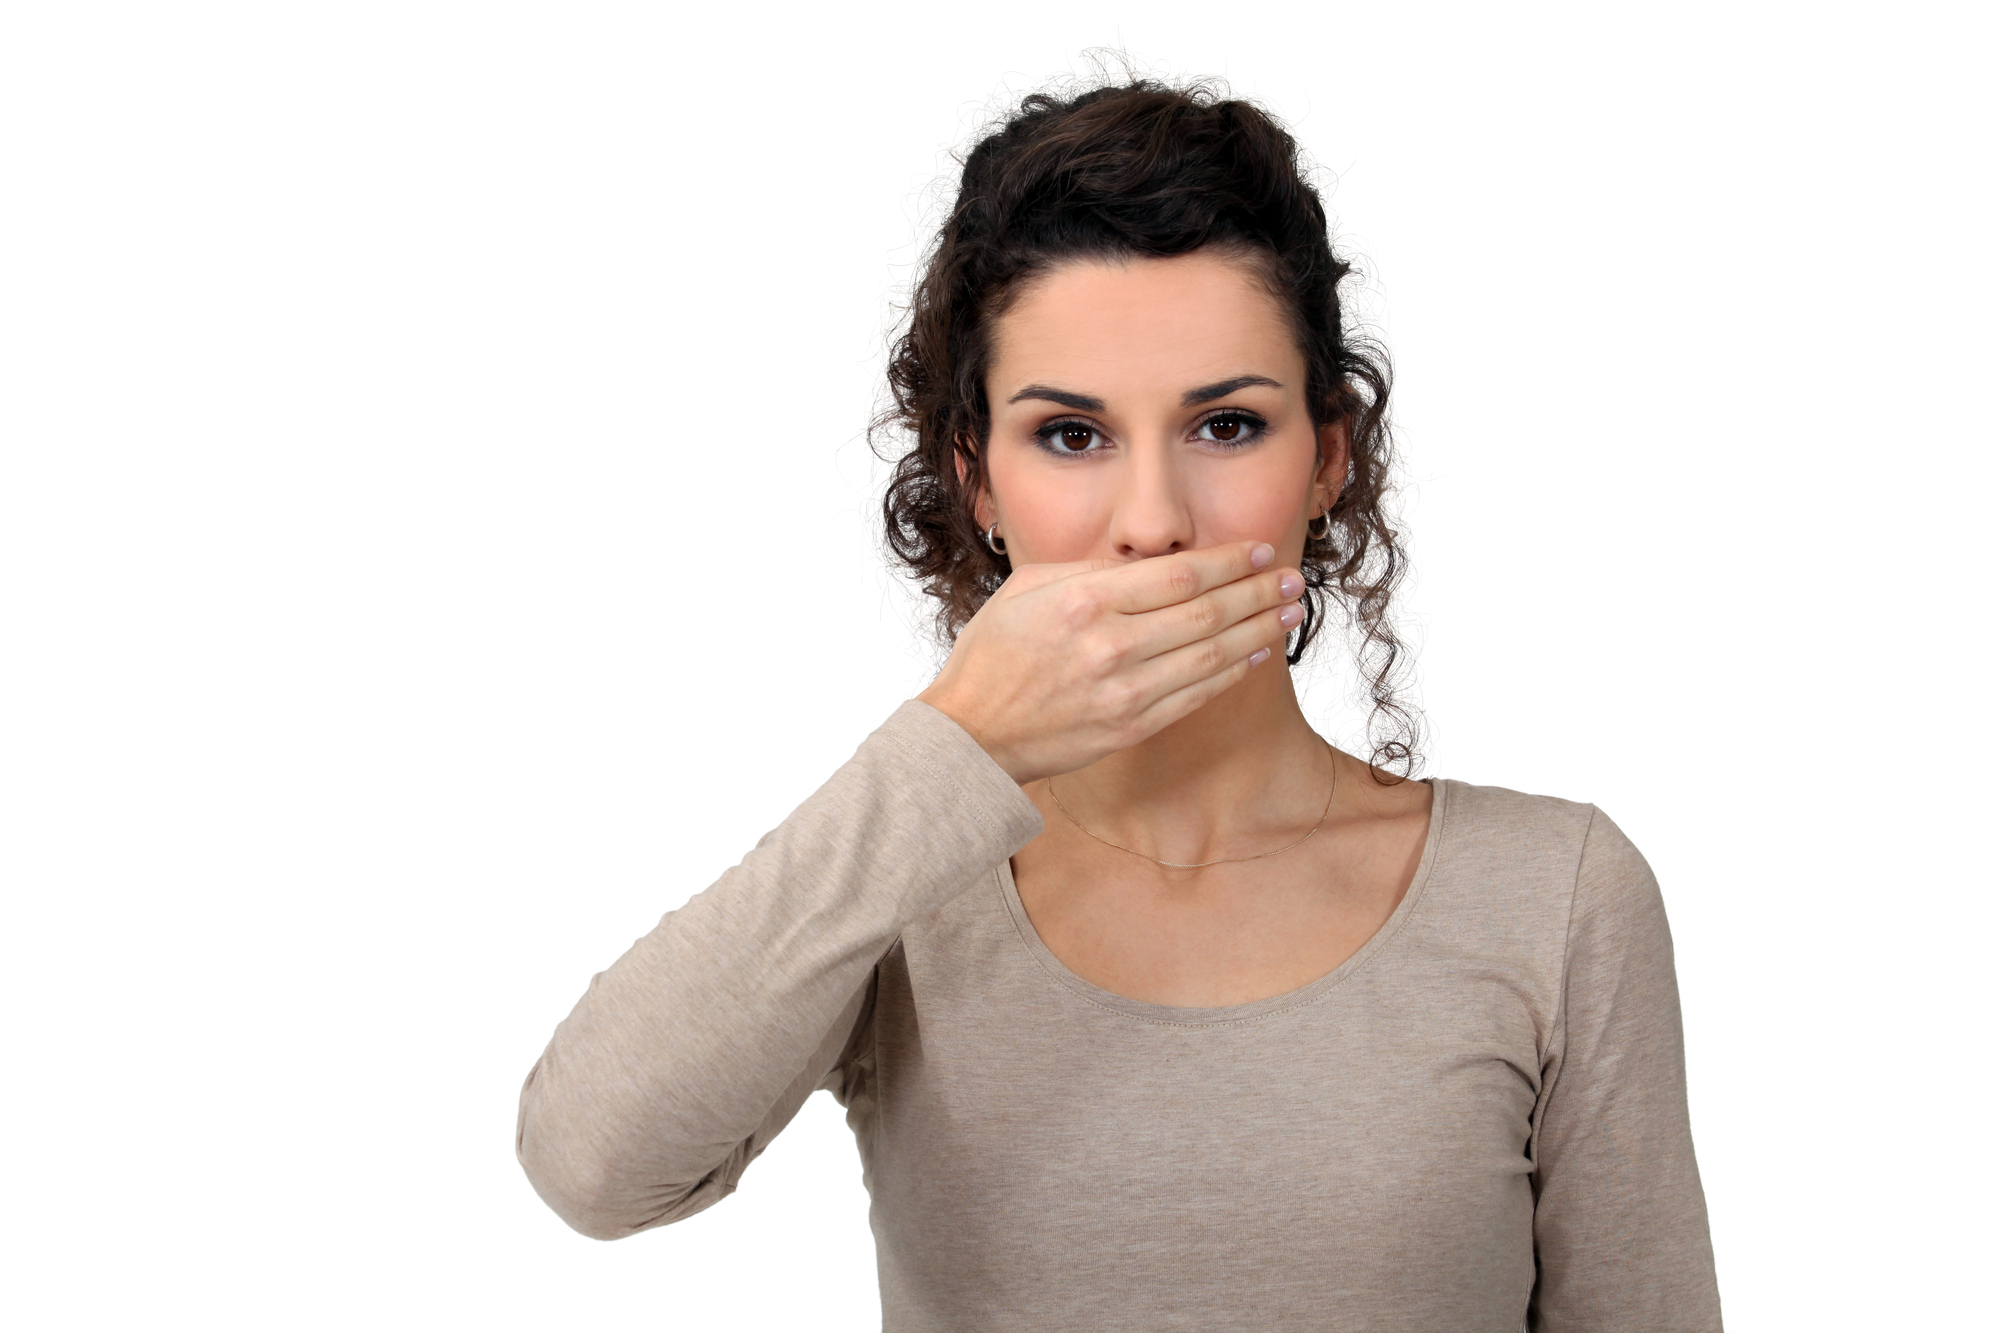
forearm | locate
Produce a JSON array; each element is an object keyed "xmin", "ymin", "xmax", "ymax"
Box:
[{"xmin": 515, "ymin": 699, "xmax": 1042, "ymax": 1238}]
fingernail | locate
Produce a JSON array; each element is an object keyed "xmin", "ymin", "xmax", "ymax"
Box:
[
  {"xmin": 1248, "ymin": 647, "xmax": 1271, "ymax": 667},
  {"xmin": 1250, "ymin": 543, "xmax": 1275, "ymax": 568},
  {"xmin": 1279, "ymin": 603, "xmax": 1304, "ymax": 628},
  {"xmin": 1278, "ymin": 573, "xmax": 1304, "ymax": 598}
]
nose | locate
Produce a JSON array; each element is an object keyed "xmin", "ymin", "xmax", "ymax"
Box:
[{"xmin": 1106, "ymin": 437, "xmax": 1195, "ymax": 560}]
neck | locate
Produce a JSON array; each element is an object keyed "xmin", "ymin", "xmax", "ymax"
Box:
[{"xmin": 1048, "ymin": 658, "xmax": 1333, "ymax": 866}]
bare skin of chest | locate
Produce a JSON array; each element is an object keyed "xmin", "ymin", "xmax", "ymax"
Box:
[{"xmin": 1011, "ymin": 774, "xmax": 1434, "ymax": 1009}]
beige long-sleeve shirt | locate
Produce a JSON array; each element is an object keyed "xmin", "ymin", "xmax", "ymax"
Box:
[{"xmin": 517, "ymin": 700, "xmax": 1723, "ymax": 1331}]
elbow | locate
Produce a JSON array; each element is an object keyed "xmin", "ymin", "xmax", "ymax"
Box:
[
  {"xmin": 550, "ymin": 1193, "xmax": 648, "ymax": 1244},
  {"xmin": 544, "ymin": 1193, "xmax": 637, "ymax": 1243},
  {"xmin": 515, "ymin": 1057, "xmax": 742, "ymax": 1240},
  {"xmin": 518, "ymin": 1137, "xmax": 680, "ymax": 1241},
  {"xmin": 515, "ymin": 1059, "xmax": 647, "ymax": 1240},
  {"xmin": 517, "ymin": 1112, "xmax": 726, "ymax": 1241}
]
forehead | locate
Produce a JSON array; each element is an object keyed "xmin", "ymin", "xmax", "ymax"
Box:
[{"xmin": 988, "ymin": 251, "xmax": 1301, "ymax": 398}]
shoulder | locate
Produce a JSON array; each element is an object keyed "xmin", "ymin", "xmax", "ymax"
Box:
[
  {"xmin": 1432, "ymin": 778, "xmax": 1664, "ymax": 940},
  {"xmin": 1432, "ymin": 777, "xmax": 1600, "ymax": 875},
  {"xmin": 1404, "ymin": 782, "xmax": 1674, "ymax": 1038},
  {"xmin": 1417, "ymin": 779, "xmax": 1664, "ymax": 939}
]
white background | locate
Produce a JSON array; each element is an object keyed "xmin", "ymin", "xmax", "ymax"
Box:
[{"xmin": 3, "ymin": 2, "xmax": 1993, "ymax": 1328}]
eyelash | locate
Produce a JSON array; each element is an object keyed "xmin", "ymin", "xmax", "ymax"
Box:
[{"xmin": 1031, "ymin": 410, "xmax": 1269, "ymax": 457}]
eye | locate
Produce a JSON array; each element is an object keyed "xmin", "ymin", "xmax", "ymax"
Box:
[
  {"xmin": 1034, "ymin": 418, "xmax": 1109, "ymax": 455},
  {"xmin": 1195, "ymin": 411, "xmax": 1267, "ymax": 448}
]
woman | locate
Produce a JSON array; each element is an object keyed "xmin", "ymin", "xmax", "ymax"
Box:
[{"xmin": 516, "ymin": 79, "xmax": 1723, "ymax": 1331}]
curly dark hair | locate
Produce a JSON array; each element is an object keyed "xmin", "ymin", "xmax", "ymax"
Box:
[{"xmin": 874, "ymin": 77, "xmax": 1422, "ymax": 775}]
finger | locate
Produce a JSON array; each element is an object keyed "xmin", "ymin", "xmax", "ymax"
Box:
[
  {"xmin": 1093, "ymin": 541, "xmax": 1274, "ymax": 614},
  {"xmin": 1124, "ymin": 567, "xmax": 1303, "ymax": 661},
  {"xmin": 1125, "ymin": 602, "xmax": 1293, "ymax": 704},
  {"xmin": 1132, "ymin": 636, "xmax": 1271, "ymax": 735},
  {"xmin": 993, "ymin": 556, "xmax": 1122, "ymax": 599}
]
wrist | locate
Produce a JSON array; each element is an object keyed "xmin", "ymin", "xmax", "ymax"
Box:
[{"xmin": 915, "ymin": 685, "xmax": 1032, "ymax": 786}]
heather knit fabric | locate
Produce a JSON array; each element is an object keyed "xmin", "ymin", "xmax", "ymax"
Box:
[{"xmin": 518, "ymin": 701, "xmax": 1723, "ymax": 1331}]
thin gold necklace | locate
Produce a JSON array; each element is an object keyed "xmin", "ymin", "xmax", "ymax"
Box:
[{"xmin": 1046, "ymin": 743, "xmax": 1339, "ymax": 870}]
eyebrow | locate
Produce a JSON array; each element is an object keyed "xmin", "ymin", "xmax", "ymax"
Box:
[
  {"xmin": 1006, "ymin": 384, "xmax": 1106, "ymax": 412},
  {"xmin": 1003, "ymin": 375, "xmax": 1285, "ymax": 414},
  {"xmin": 1181, "ymin": 374, "xmax": 1283, "ymax": 406}
]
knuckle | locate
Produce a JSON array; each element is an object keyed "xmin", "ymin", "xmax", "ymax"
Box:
[
  {"xmin": 1082, "ymin": 636, "xmax": 1123, "ymax": 677},
  {"xmin": 1196, "ymin": 641, "xmax": 1227, "ymax": 674},
  {"xmin": 1062, "ymin": 586, "xmax": 1103, "ymax": 626},
  {"xmin": 1166, "ymin": 562, "xmax": 1201, "ymax": 599},
  {"xmin": 1102, "ymin": 677, "xmax": 1143, "ymax": 718}
]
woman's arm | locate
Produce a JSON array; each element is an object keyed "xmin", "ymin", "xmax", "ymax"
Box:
[
  {"xmin": 515, "ymin": 700, "xmax": 1042, "ymax": 1239},
  {"xmin": 518, "ymin": 541, "xmax": 1299, "ymax": 1238},
  {"xmin": 1527, "ymin": 809, "xmax": 1725, "ymax": 1331}
]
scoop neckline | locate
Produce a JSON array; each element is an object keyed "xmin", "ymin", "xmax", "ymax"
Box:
[{"xmin": 996, "ymin": 776, "xmax": 1450, "ymax": 1027}]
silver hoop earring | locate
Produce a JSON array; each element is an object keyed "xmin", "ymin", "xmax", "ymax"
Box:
[
  {"xmin": 984, "ymin": 523, "xmax": 1008, "ymax": 557},
  {"xmin": 1307, "ymin": 510, "xmax": 1332, "ymax": 540}
]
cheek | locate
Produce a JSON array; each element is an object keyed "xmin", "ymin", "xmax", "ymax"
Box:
[
  {"xmin": 988, "ymin": 459, "xmax": 1110, "ymax": 563},
  {"xmin": 1186, "ymin": 447, "xmax": 1317, "ymax": 542}
]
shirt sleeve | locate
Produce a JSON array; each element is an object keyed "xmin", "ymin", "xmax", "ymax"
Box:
[
  {"xmin": 514, "ymin": 700, "xmax": 1045, "ymax": 1240},
  {"xmin": 1527, "ymin": 807, "xmax": 1725, "ymax": 1331}
]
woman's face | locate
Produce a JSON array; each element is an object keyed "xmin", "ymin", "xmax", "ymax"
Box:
[{"xmin": 978, "ymin": 249, "xmax": 1345, "ymax": 569}]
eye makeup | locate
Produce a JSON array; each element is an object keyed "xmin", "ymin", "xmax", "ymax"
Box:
[
  {"xmin": 1192, "ymin": 409, "xmax": 1268, "ymax": 448},
  {"xmin": 1028, "ymin": 409, "xmax": 1270, "ymax": 459},
  {"xmin": 1033, "ymin": 417, "xmax": 1110, "ymax": 455}
]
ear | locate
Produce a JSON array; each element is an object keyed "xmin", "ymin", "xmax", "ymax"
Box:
[
  {"xmin": 1312, "ymin": 420, "xmax": 1351, "ymax": 516},
  {"xmin": 952, "ymin": 436, "xmax": 995, "ymax": 530}
]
